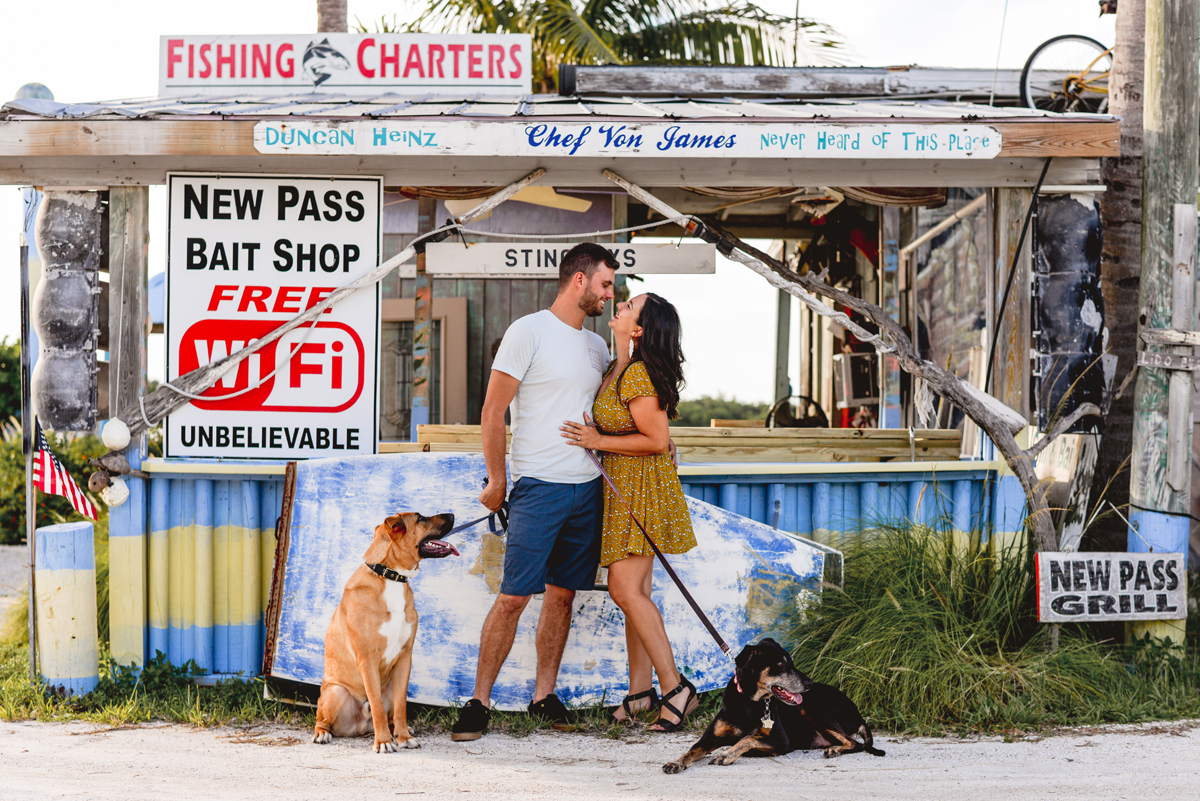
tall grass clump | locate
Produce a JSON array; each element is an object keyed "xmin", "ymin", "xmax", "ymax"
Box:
[{"xmin": 785, "ymin": 523, "xmax": 1200, "ymax": 734}]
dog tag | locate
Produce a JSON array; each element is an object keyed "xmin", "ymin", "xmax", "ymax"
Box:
[{"xmin": 760, "ymin": 714, "xmax": 774, "ymax": 733}]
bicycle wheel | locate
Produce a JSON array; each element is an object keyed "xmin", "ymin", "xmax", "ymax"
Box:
[{"xmin": 1020, "ymin": 34, "xmax": 1111, "ymax": 113}]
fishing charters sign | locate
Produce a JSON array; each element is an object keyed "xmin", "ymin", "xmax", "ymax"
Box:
[
  {"xmin": 160, "ymin": 34, "xmax": 532, "ymax": 95},
  {"xmin": 1035, "ymin": 552, "xmax": 1187, "ymax": 622},
  {"xmin": 164, "ymin": 173, "xmax": 382, "ymax": 459},
  {"xmin": 254, "ymin": 120, "xmax": 1003, "ymax": 159}
]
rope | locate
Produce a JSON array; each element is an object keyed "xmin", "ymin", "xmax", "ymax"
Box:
[
  {"xmin": 145, "ymin": 218, "xmax": 692, "ymax": 415},
  {"xmin": 455, "ymin": 217, "xmax": 690, "ymax": 240},
  {"xmin": 156, "ymin": 318, "xmax": 322, "ymax": 402}
]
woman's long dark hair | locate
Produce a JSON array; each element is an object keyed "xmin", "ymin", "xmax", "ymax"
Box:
[{"xmin": 629, "ymin": 293, "xmax": 685, "ymax": 419}]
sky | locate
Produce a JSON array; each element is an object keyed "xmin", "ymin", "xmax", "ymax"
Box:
[{"xmin": 0, "ymin": 1, "xmax": 1117, "ymax": 403}]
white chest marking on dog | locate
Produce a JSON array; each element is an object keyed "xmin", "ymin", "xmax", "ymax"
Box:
[{"xmin": 379, "ymin": 580, "xmax": 413, "ymax": 665}]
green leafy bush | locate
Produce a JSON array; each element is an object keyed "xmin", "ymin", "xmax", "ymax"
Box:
[
  {"xmin": 0, "ymin": 339, "xmax": 19, "ymax": 424},
  {"xmin": 673, "ymin": 395, "xmax": 770, "ymax": 427}
]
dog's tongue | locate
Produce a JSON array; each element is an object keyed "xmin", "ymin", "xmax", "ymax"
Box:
[
  {"xmin": 422, "ymin": 539, "xmax": 460, "ymax": 557},
  {"xmin": 774, "ymin": 688, "xmax": 802, "ymax": 705}
]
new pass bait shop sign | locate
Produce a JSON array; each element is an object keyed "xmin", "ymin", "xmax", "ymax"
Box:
[
  {"xmin": 165, "ymin": 174, "xmax": 381, "ymax": 459},
  {"xmin": 160, "ymin": 34, "xmax": 532, "ymax": 95},
  {"xmin": 1036, "ymin": 552, "xmax": 1187, "ymax": 622}
]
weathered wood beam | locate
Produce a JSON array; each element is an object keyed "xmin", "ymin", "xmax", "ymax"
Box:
[
  {"xmin": 562, "ymin": 65, "xmax": 1046, "ymax": 99},
  {"xmin": 0, "ymin": 156, "xmax": 1104, "ymax": 191},
  {"xmin": 0, "ymin": 118, "xmax": 1118, "ymax": 159}
]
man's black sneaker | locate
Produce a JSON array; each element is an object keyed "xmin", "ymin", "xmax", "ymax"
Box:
[
  {"xmin": 528, "ymin": 693, "xmax": 576, "ymax": 729},
  {"xmin": 451, "ymin": 699, "xmax": 491, "ymax": 741}
]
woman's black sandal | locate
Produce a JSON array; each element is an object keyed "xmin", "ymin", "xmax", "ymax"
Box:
[
  {"xmin": 649, "ymin": 677, "xmax": 697, "ymax": 733},
  {"xmin": 612, "ymin": 687, "xmax": 660, "ymax": 723}
]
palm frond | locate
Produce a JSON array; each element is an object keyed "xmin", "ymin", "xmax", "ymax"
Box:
[
  {"xmin": 410, "ymin": 0, "xmax": 523, "ymax": 33},
  {"xmin": 612, "ymin": 3, "xmax": 847, "ymax": 67},
  {"xmin": 526, "ymin": 0, "xmax": 625, "ymax": 65},
  {"xmin": 577, "ymin": 0, "xmax": 687, "ymax": 38}
]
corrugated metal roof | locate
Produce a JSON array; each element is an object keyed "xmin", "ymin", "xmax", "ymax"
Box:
[{"xmin": 2, "ymin": 93, "xmax": 1112, "ymax": 122}]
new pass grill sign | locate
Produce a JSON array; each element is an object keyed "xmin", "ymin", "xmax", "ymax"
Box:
[
  {"xmin": 164, "ymin": 174, "xmax": 381, "ymax": 459},
  {"xmin": 159, "ymin": 34, "xmax": 532, "ymax": 96},
  {"xmin": 1035, "ymin": 552, "xmax": 1187, "ymax": 622}
]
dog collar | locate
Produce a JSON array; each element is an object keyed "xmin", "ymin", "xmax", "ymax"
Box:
[{"xmin": 366, "ymin": 562, "xmax": 416, "ymax": 583}]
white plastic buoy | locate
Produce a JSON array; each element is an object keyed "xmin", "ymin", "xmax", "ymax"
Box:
[
  {"xmin": 101, "ymin": 418, "xmax": 131, "ymax": 451},
  {"xmin": 102, "ymin": 476, "xmax": 129, "ymax": 507}
]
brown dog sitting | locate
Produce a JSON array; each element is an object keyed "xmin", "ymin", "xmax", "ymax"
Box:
[{"xmin": 313, "ymin": 512, "xmax": 459, "ymax": 753}]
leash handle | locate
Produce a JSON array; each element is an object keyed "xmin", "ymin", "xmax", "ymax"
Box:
[
  {"xmin": 584, "ymin": 448, "xmax": 734, "ymax": 659},
  {"xmin": 445, "ymin": 478, "xmax": 509, "ymax": 537}
]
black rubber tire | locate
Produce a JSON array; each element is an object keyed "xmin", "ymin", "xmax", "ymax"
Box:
[{"xmin": 1019, "ymin": 34, "xmax": 1111, "ymax": 113}]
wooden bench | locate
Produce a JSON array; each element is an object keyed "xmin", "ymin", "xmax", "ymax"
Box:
[{"xmin": 379, "ymin": 425, "xmax": 963, "ymax": 463}]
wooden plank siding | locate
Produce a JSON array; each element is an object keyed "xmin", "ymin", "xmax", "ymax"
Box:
[{"xmin": 401, "ymin": 424, "xmax": 963, "ymax": 463}]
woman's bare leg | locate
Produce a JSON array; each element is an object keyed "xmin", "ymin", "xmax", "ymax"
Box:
[{"xmin": 608, "ymin": 554, "xmax": 691, "ymax": 725}]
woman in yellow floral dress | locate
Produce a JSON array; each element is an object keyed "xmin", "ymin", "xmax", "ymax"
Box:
[{"xmin": 561, "ymin": 292, "xmax": 698, "ymax": 732}]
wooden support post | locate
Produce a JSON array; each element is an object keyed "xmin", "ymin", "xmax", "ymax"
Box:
[
  {"xmin": 774, "ymin": 242, "xmax": 791, "ymax": 404},
  {"xmin": 1129, "ymin": 0, "xmax": 1199, "ymax": 647},
  {"xmin": 798, "ymin": 297, "xmax": 812, "ymax": 399},
  {"xmin": 108, "ymin": 188, "xmax": 148, "ymax": 414},
  {"xmin": 1165, "ymin": 206, "xmax": 1196, "ymax": 491},
  {"xmin": 612, "ymin": 194, "xmax": 629, "ymax": 336},
  {"xmin": 106, "ymin": 186, "xmax": 149, "ymax": 668},
  {"xmin": 994, "ymin": 188, "xmax": 1034, "ymax": 422},
  {"xmin": 411, "ymin": 197, "xmax": 436, "ymax": 441},
  {"xmin": 879, "ymin": 208, "xmax": 902, "ymax": 427},
  {"xmin": 20, "ymin": 231, "xmax": 36, "ymax": 683}
]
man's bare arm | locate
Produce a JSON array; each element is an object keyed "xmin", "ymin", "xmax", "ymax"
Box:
[{"xmin": 479, "ymin": 370, "xmax": 520, "ymax": 511}]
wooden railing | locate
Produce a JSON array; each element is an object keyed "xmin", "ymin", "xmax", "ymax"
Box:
[{"xmin": 377, "ymin": 425, "xmax": 963, "ymax": 463}]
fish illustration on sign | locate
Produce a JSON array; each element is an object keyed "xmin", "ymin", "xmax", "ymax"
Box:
[{"xmin": 302, "ymin": 39, "xmax": 351, "ymax": 88}]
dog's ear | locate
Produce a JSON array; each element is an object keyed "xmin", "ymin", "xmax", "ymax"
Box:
[
  {"xmin": 383, "ymin": 513, "xmax": 413, "ymax": 540},
  {"xmin": 760, "ymin": 637, "xmax": 779, "ymax": 647},
  {"xmin": 733, "ymin": 644, "xmax": 756, "ymax": 695}
]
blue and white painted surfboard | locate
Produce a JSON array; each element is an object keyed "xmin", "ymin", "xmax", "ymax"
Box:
[{"xmin": 266, "ymin": 452, "xmax": 836, "ymax": 710}]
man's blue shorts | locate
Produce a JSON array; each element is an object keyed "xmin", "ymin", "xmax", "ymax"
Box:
[{"xmin": 500, "ymin": 476, "xmax": 603, "ymax": 597}]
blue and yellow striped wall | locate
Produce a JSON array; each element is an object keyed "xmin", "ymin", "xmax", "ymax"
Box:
[
  {"xmin": 105, "ymin": 458, "xmax": 1026, "ymax": 675},
  {"xmin": 678, "ymin": 460, "xmax": 1023, "ymax": 550},
  {"xmin": 105, "ymin": 460, "xmax": 284, "ymax": 677}
]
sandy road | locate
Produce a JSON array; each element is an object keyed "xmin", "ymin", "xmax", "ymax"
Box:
[{"xmin": 2, "ymin": 719, "xmax": 1197, "ymax": 801}]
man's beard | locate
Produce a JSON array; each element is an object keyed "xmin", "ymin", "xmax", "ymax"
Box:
[{"xmin": 578, "ymin": 287, "xmax": 606, "ymax": 317}]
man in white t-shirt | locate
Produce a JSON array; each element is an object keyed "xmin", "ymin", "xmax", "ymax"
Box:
[{"xmin": 452, "ymin": 243, "xmax": 618, "ymax": 740}]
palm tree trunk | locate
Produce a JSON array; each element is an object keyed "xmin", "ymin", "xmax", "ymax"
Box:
[
  {"xmin": 317, "ymin": 0, "xmax": 347, "ymax": 33},
  {"xmin": 1091, "ymin": 0, "xmax": 1144, "ymax": 547}
]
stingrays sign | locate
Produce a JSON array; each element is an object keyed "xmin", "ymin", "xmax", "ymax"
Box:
[{"xmin": 159, "ymin": 34, "xmax": 532, "ymax": 95}]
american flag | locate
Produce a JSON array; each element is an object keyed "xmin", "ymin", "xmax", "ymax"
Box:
[{"xmin": 33, "ymin": 420, "xmax": 98, "ymax": 521}]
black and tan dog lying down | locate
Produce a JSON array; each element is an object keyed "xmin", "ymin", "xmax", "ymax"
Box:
[{"xmin": 663, "ymin": 639, "xmax": 884, "ymax": 773}]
